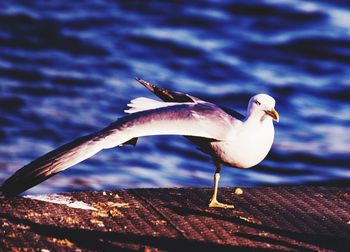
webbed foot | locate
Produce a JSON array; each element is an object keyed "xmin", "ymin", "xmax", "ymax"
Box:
[{"xmin": 209, "ymin": 198, "xmax": 234, "ymax": 208}]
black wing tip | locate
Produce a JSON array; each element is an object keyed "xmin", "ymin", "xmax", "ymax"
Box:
[
  {"xmin": 1, "ymin": 169, "xmax": 59, "ymax": 198},
  {"xmin": 134, "ymin": 77, "xmax": 149, "ymax": 85},
  {"xmin": 134, "ymin": 77, "xmax": 155, "ymax": 91},
  {"xmin": 1, "ymin": 177, "xmax": 24, "ymax": 198},
  {"xmin": 1, "ymin": 179, "xmax": 38, "ymax": 198},
  {"xmin": 1, "ymin": 171, "xmax": 49, "ymax": 198},
  {"xmin": 134, "ymin": 77, "xmax": 196, "ymax": 103},
  {"xmin": 0, "ymin": 184, "xmax": 18, "ymax": 198}
]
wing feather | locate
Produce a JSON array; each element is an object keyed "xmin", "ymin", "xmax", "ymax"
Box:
[
  {"xmin": 1, "ymin": 102, "xmax": 236, "ymax": 197},
  {"xmin": 1, "ymin": 133, "xmax": 104, "ymax": 197},
  {"xmin": 135, "ymin": 77, "xmax": 198, "ymax": 102}
]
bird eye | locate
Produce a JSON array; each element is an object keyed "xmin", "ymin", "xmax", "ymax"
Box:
[{"xmin": 255, "ymin": 100, "xmax": 261, "ymax": 106}]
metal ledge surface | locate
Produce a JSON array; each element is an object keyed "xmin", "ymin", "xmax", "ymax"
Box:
[{"xmin": 1, "ymin": 186, "xmax": 349, "ymax": 251}]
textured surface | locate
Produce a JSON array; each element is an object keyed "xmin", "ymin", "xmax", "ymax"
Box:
[{"xmin": 1, "ymin": 186, "xmax": 350, "ymax": 251}]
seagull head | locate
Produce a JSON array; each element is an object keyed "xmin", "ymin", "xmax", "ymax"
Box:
[{"xmin": 247, "ymin": 94, "xmax": 279, "ymax": 122}]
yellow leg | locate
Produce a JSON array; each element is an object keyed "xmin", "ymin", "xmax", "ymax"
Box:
[{"xmin": 209, "ymin": 164, "xmax": 234, "ymax": 208}]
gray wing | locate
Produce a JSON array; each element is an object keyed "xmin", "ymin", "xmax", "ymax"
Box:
[
  {"xmin": 220, "ymin": 107, "xmax": 245, "ymax": 121},
  {"xmin": 135, "ymin": 78, "xmax": 245, "ymax": 153},
  {"xmin": 1, "ymin": 102, "xmax": 236, "ymax": 197}
]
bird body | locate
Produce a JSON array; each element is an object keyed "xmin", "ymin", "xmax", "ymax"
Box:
[
  {"xmin": 1, "ymin": 78, "xmax": 279, "ymax": 208},
  {"xmin": 216, "ymin": 114, "xmax": 275, "ymax": 168}
]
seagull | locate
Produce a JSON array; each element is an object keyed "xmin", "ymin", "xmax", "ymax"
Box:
[{"xmin": 1, "ymin": 78, "xmax": 279, "ymax": 208}]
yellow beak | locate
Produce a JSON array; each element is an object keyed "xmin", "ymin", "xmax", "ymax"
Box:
[{"xmin": 265, "ymin": 108, "xmax": 279, "ymax": 122}]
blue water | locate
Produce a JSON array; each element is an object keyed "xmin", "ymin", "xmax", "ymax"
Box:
[{"xmin": 0, "ymin": 0, "xmax": 349, "ymax": 195}]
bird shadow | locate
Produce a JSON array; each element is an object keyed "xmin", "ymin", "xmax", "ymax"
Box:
[{"xmin": 164, "ymin": 205, "xmax": 350, "ymax": 251}]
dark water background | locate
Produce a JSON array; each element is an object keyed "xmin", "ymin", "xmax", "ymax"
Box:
[{"xmin": 0, "ymin": 0, "xmax": 349, "ymax": 195}]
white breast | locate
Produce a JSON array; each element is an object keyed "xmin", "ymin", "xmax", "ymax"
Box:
[{"xmin": 213, "ymin": 119, "xmax": 275, "ymax": 168}]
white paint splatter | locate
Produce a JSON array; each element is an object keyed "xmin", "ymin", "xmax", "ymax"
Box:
[{"xmin": 23, "ymin": 194, "xmax": 97, "ymax": 211}]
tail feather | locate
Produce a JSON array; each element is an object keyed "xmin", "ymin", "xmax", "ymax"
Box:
[
  {"xmin": 1, "ymin": 133, "xmax": 104, "ymax": 197},
  {"xmin": 125, "ymin": 97, "xmax": 182, "ymax": 114}
]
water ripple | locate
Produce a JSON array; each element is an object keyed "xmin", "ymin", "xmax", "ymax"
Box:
[{"xmin": 1, "ymin": 0, "xmax": 349, "ymax": 192}]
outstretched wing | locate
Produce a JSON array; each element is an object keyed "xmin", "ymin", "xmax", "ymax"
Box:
[
  {"xmin": 1, "ymin": 101, "xmax": 235, "ymax": 197},
  {"xmin": 1, "ymin": 132, "xmax": 104, "ymax": 197}
]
